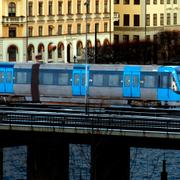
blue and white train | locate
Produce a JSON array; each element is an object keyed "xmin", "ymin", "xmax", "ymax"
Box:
[{"xmin": 0, "ymin": 62, "xmax": 180, "ymax": 106}]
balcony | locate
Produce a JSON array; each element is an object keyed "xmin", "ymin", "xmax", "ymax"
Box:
[
  {"xmin": 2, "ymin": 16, "xmax": 25, "ymax": 26},
  {"xmin": 47, "ymin": 15, "xmax": 55, "ymax": 22},
  {"xmin": 28, "ymin": 16, "xmax": 35, "ymax": 22}
]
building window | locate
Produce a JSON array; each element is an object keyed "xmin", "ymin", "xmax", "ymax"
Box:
[
  {"xmin": 77, "ymin": 0, "xmax": 81, "ymax": 14},
  {"xmin": 104, "ymin": 0, "xmax": 108, "ymax": 13},
  {"xmin": 39, "ymin": 26, "xmax": 43, "ymax": 36},
  {"xmin": 134, "ymin": 15, "xmax": 140, "ymax": 26},
  {"xmin": 58, "ymin": 44, "xmax": 64, "ymax": 58},
  {"xmin": 28, "ymin": 2, "xmax": 33, "ymax": 16},
  {"xmin": 86, "ymin": 1, "xmax": 90, "ymax": 13},
  {"xmin": 68, "ymin": 24, "xmax": 72, "ymax": 34},
  {"xmin": 167, "ymin": 0, "xmax": 170, "ymax": 4},
  {"xmin": 123, "ymin": 35, "xmax": 129, "ymax": 42},
  {"xmin": 124, "ymin": 0, "xmax": 129, "ymax": 4},
  {"xmin": 114, "ymin": 0, "xmax": 120, "ymax": 4},
  {"xmin": 95, "ymin": 23, "xmax": 99, "ymax": 32},
  {"xmin": 160, "ymin": 13, "xmax": 164, "ymax": 25},
  {"xmin": 153, "ymin": 14, "xmax": 157, "ymax": 26},
  {"xmin": 104, "ymin": 22, "xmax": 108, "ymax": 32},
  {"xmin": 114, "ymin": 19, "xmax": 119, "ymax": 26},
  {"xmin": 77, "ymin": 41, "xmax": 83, "ymax": 56},
  {"xmin": 160, "ymin": 0, "xmax": 164, "ymax": 4},
  {"xmin": 48, "ymin": 1, "xmax": 53, "ymax": 15},
  {"xmin": 133, "ymin": 35, "xmax": 139, "ymax": 42},
  {"xmin": 8, "ymin": 2, "xmax": 16, "ymax": 17},
  {"xmin": 39, "ymin": 2, "xmax": 43, "ymax": 15},
  {"xmin": 146, "ymin": 0, "xmax": 150, "ymax": 4},
  {"xmin": 174, "ymin": 0, "xmax": 177, "ymax": 4},
  {"xmin": 146, "ymin": 35, "xmax": 151, "ymax": 41},
  {"xmin": 48, "ymin": 25, "xmax": 53, "ymax": 35},
  {"xmin": 28, "ymin": 27, "xmax": 33, "ymax": 37},
  {"xmin": 9, "ymin": 27, "xmax": 16, "ymax": 37},
  {"xmin": 114, "ymin": 34, "xmax": 119, "ymax": 43},
  {"xmin": 124, "ymin": 14, "xmax": 129, "ymax": 26},
  {"xmin": 87, "ymin": 23, "xmax": 90, "ymax": 33},
  {"xmin": 153, "ymin": 0, "xmax": 157, "ymax": 4},
  {"xmin": 58, "ymin": 25, "xmax": 62, "ymax": 35},
  {"xmin": 146, "ymin": 14, "xmax": 150, "ymax": 26},
  {"xmin": 58, "ymin": 1, "xmax": 63, "ymax": 15},
  {"xmin": 134, "ymin": 0, "xmax": 140, "ymax": 4},
  {"xmin": 96, "ymin": 0, "xmax": 99, "ymax": 13},
  {"xmin": 173, "ymin": 13, "xmax": 177, "ymax": 25},
  {"xmin": 77, "ymin": 24, "xmax": 81, "ymax": 34},
  {"xmin": 68, "ymin": 1, "xmax": 72, "ymax": 14},
  {"xmin": 167, "ymin": 13, "xmax": 171, "ymax": 25}
]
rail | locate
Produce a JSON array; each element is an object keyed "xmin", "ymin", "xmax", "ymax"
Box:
[{"xmin": 0, "ymin": 109, "xmax": 180, "ymax": 134}]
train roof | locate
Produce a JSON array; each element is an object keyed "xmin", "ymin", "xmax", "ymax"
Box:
[{"xmin": 11, "ymin": 62, "xmax": 180, "ymax": 72}]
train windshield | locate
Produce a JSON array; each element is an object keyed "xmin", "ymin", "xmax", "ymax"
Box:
[
  {"xmin": 176, "ymin": 67, "xmax": 180, "ymax": 81},
  {"xmin": 170, "ymin": 68, "xmax": 180, "ymax": 92},
  {"xmin": 175, "ymin": 69, "xmax": 180, "ymax": 91},
  {"xmin": 177, "ymin": 72, "xmax": 180, "ymax": 84}
]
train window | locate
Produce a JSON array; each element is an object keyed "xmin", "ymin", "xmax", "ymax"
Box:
[
  {"xmin": 124, "ymin": 75, "xmax": 130, "ymax": 87},
  {"xmin": 177, "ymin": 72, "xmax": 180, "ymax": 84},
  {"xmin": 82, "ymin": 74, "xmax": 85, "ymax": 86},
  {"xmin": 41, "ymin": 72, "xmax": 53, "ymax": 85},
  {"xmin": 16, "ymin": 72, "xmax": 28, "ymax": 84},
  {"xmin": 0, "ymin": 72, "xmax": 3, "ymax": 83},
  {"xmin": 57, "ymin": 73, "xmax": 69, "ymax": 85},
  {"xmin": 133, "ymin": 75, "xmax": 139, "ymax": 87},
  {"xmin": 141, "ymin": 73, "xmax": 157, "ymax": 88},
  {"xmin": 6, "ymin": 71, "xmax": 13, "ymax": 83},
  {"xmin": 74, "ymin": 73, "xmax": 80, "ymax": 86},
  {"xmin": 92, "ymin": 74, "xmax": 103, "ymax": 86},
  {"xmin": 108, "ymin": 74, "xmax": 120, "ymax": 86},
  {"xmin": 160, "ymin": 73, "xmax": 170, "ymax": 88}
]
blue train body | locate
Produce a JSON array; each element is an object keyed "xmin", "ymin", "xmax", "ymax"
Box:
[{"xmin": 0, "ymin": 62, "xmax": 180, "ymax": 106}]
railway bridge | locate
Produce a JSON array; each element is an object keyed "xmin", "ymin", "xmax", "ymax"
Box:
[{"xmin": 0, "ymin": 104, "xmax": 180, "ymax": 180}]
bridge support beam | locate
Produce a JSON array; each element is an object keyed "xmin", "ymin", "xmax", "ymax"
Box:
[
  {"xmin": 27, "ymin": 143, "xmax": 69, "ymax": 180},
  {"xmin": 91, "ymin": 141, "xmax": 130, "ymax": 180}
]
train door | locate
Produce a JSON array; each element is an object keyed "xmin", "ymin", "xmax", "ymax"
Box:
[
  {"xmin": 72, "ymin": 65, "xmax": 89, "ymax": 96},
  {"xmin": 5, "ymin": 67, "xmax": 13, "ymax": 93},
  {"xmin": 0, "ymin": 65, "xmax": 14, "ymax": 93},
  {"xmin": 0, "ymin": 68, "xmax": 5, "ymax": 92},
  {"xmin": 123, "ymin": 66, "xmax": 141, "ymax": 98}
]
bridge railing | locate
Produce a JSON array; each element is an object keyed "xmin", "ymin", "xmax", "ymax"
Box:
[{"xmin": 0, "ymin": 111, "xmax": 180, "ymax": 133}]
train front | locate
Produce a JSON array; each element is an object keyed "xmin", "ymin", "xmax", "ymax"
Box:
[{"xmin": 158, "ymin": 66, "xmax": 180, "ymax": 105}]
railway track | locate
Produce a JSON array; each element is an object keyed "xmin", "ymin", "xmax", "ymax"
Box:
[
  {"xmin": 0, "ymin": 103, "xmax": 179, "ymax": 134},
  {"xmin": 0, "ymin": 103, "xmax": 179, "ymax": 117}
]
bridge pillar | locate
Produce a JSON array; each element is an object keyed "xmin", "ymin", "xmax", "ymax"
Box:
[
  {"xmin": 27, "ymin": 143, "xmax": 69, "ymax": 180},
  {"xmin": 91, "ymin": 141, "xmax": 129, "ymax": 180}
]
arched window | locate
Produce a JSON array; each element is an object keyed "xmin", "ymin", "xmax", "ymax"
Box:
[
  {"xmin": 77, "ymin": 41, "xmax": 83, "ymax": 56},
  {"xmin": 103, "ymin": 39, "xmax": 110, "ymax": 47},
  {"xmin": 9, "ymin": 2, "xmax": 16, "ymax": 17},
  {"xmin": 27, "ymin": 44, "xmax": 34, "ymax": 61},
  {"xmin": 48, "ymin": 43, "xmax": 56, "ymax": 59},
  {"xmin": 8, "ymin": 45, "xmax": 18, "ymax": 62},
  {"xmin": 38, "ymin": 43, "xmax": 44, "ymax": 54},
  {"xmin": 57, "ymin": 43, "xmax": 64, "ymax": 58}
]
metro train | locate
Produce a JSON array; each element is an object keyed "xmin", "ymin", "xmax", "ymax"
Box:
[{"xmin": 0, "ymin": 62, "xmax": 180, "ymax": 106}]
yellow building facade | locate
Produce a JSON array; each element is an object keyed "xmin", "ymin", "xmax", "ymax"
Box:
[
  {"xmin": 114, "ymin": 0, "xmax": 180, "ymax": 43},
  {"xmin": 0, "ymin": 0, "xmax": 114, "ymax": 63}
]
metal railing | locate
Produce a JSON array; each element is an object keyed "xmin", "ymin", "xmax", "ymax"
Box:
[{"xmin": 0, "ymin": 110, "xmax": 180, "ymax": 134}]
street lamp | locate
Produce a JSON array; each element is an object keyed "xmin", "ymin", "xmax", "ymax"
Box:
[
  {"xmin": 84, "ymin": 0, "xmax": 89, "ymax": 114},
  {"xmin": 26, "ymin": 0, "xmax": 28, "ymax": 62}
]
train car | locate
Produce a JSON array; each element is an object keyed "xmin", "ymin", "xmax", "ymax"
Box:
[{"xmin": 0, "ymin": 62, "xmax": 180, "ymax": 106}]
